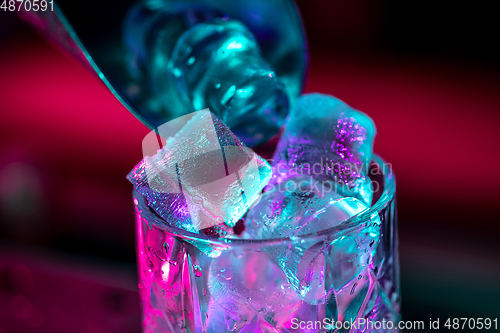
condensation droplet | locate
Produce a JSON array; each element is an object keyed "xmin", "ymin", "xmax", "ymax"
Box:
[
  {"xmin": 350, "ymin": 282, "xmax": 358, "ymax": 295},
  {"xmin": 193, "ymin": 265, "xmax": 203, "ymax": 277},
  {"xmin": 203, "ymin": 288, "xmax": 207, "ymax": 296},
  {"xmin": 164, "ymin": 242, "xmax": 170, "ymax": 254},
  {"xmin": 249, "ymin": 175, "xmax": 255, "ymax": 180},
  {"xmin": 153, "ymin": 249, "xmax": 167, "ymax": 262},
  {"xmin": 192, "ymin": 196, "xmax": 203, "ymax": 205},
  {"xmin": 215, "ymin": 83, "xmax": 221, "ymax": 89},
  {"xmin": 187, "ymin": 57, "xmax": 196, "ymax": 66},
  {"xmin": 216, "ymin": 216, "xmax": 223, "ymax": 224}
]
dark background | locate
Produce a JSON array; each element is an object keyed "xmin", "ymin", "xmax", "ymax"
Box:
[{"xmin": 1, "ymin": 1, "xmax": 500, "ymax": 332}]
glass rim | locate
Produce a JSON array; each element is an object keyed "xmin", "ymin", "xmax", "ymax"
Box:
[{"xmin": 134, "ymin": 154, "xmax": 395, "ymax": 247}]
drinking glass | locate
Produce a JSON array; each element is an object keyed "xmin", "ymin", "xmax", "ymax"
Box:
[{"xmin": 133, "ymin": 155, "xmax": 400, "ymax": 333}]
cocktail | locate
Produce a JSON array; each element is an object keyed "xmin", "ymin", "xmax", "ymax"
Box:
[{"xmin": 132, "ymin": 156, "xmax": 398, "ymax": 332}]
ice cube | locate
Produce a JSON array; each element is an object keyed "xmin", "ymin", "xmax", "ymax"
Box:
[
  {"xmin": 244, "ymin": 176, "xmax": 369, "ymax": 239},
  {"xmin": 128, "ymin": 110, "xmax": 272, "ymax": 234},
  {"xmin": 273, "ymin": 93, "xmax": 376, "ymax": 205},
  {"xmin": 243, "ymin": 176, "xmax": 380, "ymax": 304}
]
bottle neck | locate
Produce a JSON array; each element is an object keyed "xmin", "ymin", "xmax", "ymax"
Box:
[
  {"xmin": 170, "ymin": 18, "xmax": 289, "ymax": 144},
  {"xmin": 124, "ymin": 3, "xmax": 289, "ymax": 146}
]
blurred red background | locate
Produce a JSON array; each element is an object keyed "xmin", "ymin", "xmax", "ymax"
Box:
[{"xmin": 1, "ymin": 1, "xmax": 500, "ymax": 332}]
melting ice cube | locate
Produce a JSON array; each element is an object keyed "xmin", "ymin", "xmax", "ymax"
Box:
[
  {"xmin": 243, "ymin": 175, "xmax": 380, "ymax": 304},
  {"xmin": 244, "ymin": 176, "xmax": 369, "ymax": 239},
  {"xmin": 128, "ymin": 110, "xmax": 272, "ymax": 234},
  {"xmin": 273, "ymin": 93, "xmax": 376, "ymax": 205}
]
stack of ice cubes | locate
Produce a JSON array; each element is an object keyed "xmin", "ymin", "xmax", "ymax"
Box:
[{"xmin": 128, "ymin": 93, "xmax": 380, "ymax": 307}]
